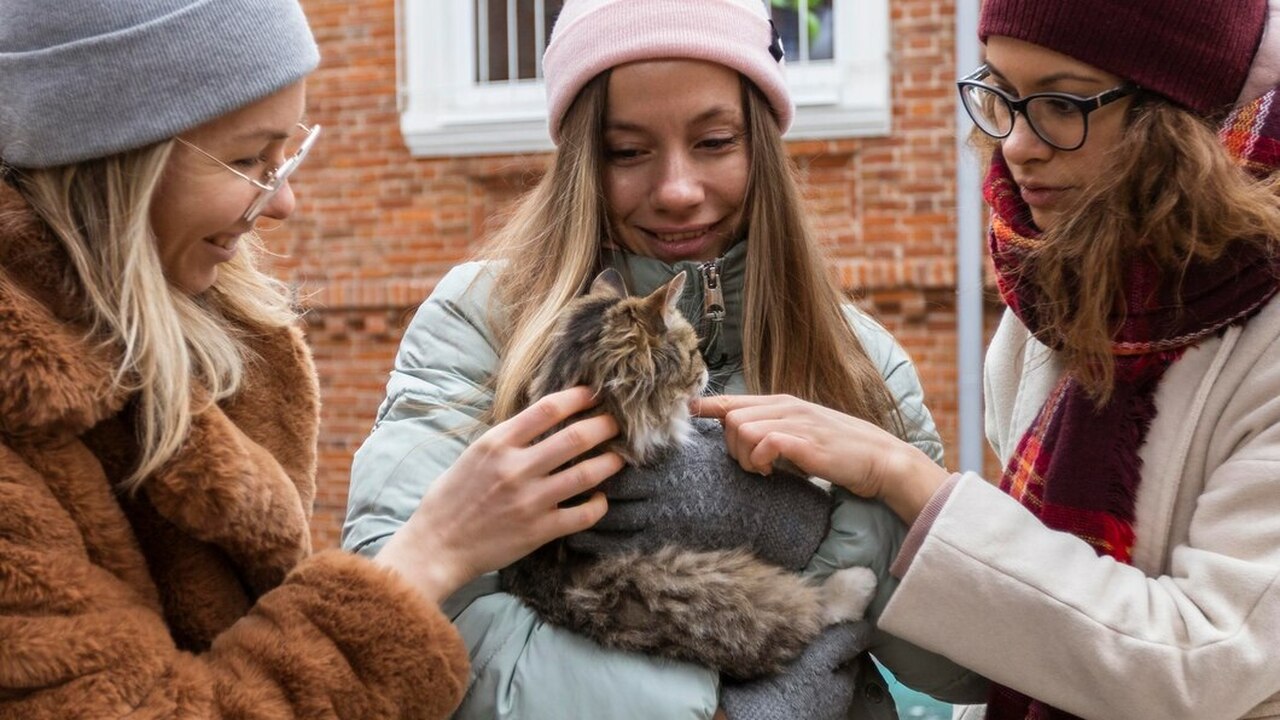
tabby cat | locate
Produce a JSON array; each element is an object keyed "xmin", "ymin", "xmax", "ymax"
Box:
[{"xmin": 498, "ymin": 268, "xmax": 876, "ymax": 679}]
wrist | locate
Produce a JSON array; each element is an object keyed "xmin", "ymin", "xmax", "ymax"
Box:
[
  {"xmin": 374, "ymin": 518, "xmax": 470, "ymax": 605},
  {"xmin": 878, "ymin": 447, "xmax": 951, "ymax": 524}
]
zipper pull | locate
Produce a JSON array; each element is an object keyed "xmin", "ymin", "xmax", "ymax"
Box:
[
  {"xmin": 700, "ymin": 260, "xmax": 725, "ymax": 323},
  {"xmin": 697, "ymin": 260, "xmax": 727, "ymax": 371}
]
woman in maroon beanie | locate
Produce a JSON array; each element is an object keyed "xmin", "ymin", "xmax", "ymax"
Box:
[{"xmin": 694, "ymin": 0, "xmax": 1280, "ymax": 717}]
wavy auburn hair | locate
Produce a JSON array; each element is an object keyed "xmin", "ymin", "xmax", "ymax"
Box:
[
  {"xmin": 992, "ymin": 99, "xmax": 1280, "ymax": 402},
  {"xmin": 481, "ymin": 71, "xmax": 901, "ymax": 434}
]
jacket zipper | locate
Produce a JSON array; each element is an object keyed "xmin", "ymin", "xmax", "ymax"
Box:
[{"xmin": 698, "ymin": 259, "xmax": 728, "ymax": 371}]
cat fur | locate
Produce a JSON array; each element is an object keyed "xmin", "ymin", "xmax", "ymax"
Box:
[{"xmin": 499, "ymin": 268, "xmax": 876, "ymax": 679}]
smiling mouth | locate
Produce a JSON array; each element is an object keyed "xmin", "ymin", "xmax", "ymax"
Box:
[
  {"xmin": 205, "ymin": 235, "xmax": 241, "ymax": 252},
  {"xmin": 645, "ymin": 226, "xmax": 714, "ymax": 243}
]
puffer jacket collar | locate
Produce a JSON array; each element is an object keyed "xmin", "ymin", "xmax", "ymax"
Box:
[{"xmin": 605, "ymin": 240, "xmax": 748, "ymax": 392}]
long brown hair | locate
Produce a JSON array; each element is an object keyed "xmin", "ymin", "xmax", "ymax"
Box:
[
  {"xmin": 999, "ymin": 99, "xmax": 1280, "ymax": 402},
  {"xmin": 483, "ymin": 70, "xmax": 901, "ymax": 433}
]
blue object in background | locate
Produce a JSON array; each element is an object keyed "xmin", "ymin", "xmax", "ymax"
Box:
[{"xmin": 878, "ymin": 661, "xmax": 953, "ymax": 720}]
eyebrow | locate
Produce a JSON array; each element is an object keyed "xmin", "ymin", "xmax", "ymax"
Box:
[
  {"xmin": 987, "ymin": 62, "xmax": 1106, "ymax": 91},
  {"xmin": 606, "ymin": 105, "xmax": 743, "ymax": 132}
]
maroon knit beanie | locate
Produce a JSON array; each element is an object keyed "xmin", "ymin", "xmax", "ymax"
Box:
[{"xmin": 979, "ymin": 0, "xmax": 1268, "ymax": 116}]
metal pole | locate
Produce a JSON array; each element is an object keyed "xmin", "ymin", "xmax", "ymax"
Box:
[{"xmin": 955, "ymin": 0, "xmax": 984, "ymax": 472}]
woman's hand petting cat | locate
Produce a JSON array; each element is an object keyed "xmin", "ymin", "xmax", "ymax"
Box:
[
  {"xmin": 566, "ymin": 417, "xmax": 832, "ymax": 569},
  {"xmin": 692, "ymin": 394, "xmax": 950, "ymax": 523},
  {"xmin": 376, "ymin": 386, "xmax": 624, "ymax": 604}
]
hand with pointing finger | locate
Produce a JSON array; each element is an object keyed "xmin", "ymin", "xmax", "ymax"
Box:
[{"xmin": 692, "ymin": 394, "xmax": 950, "ymax": 524}]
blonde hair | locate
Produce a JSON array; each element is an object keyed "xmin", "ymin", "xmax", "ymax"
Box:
[
  {"xmin": 484, "ymin": 72, "xmax": 901, "ymax": 432},
  {"xmin": 995, "ymin": 99, "xmax": 1280, "ymax": 402},
  {"xmin": 14, "ymin": 141, "xmax": 296, "ymax": 490}
]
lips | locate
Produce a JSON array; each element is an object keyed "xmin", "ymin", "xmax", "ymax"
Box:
[
  {"xmin": 203, "ymin": 235, "xmax": 241, "ymax": 258},
  {"xmin": 621, "ymin": 217, "xmax": 735, "ymax": 264},
  {"xmin": 635, "ymin": 223, "xmax": 724, "ymax": 263},
  {"xmin": 645, "ymin": 225, "xmax": 714, "ymax": 243},
  {"xmin": 1018, "ymin": 184, "xmax": 1072, "ymax": 208}
]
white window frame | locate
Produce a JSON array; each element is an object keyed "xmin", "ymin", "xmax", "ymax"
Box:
[{"xmin": 398, "ymin": 0, "xmax": 891, "ymax": 157}]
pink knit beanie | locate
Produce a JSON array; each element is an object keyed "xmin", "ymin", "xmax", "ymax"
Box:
[
  {"xmin": 979, "ymin": 0, "xmax": 1268, "ymax": 116},
  {"xmin": 543, "ymin": 0, "xmax": 793, "ymax": 144}
]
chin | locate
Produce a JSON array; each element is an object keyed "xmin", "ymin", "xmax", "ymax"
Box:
[
  {"xmin": 1030, "ymin": 210, "xmax": 1059, "ymax": 233},
  {"xmin": 176, "ymin": 269, "xmax": 219, "ymax": 295}
]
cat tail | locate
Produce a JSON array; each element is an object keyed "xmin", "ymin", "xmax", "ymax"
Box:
[{"xmin": 505, "ymin": 545, "xmax": 873, "ymax": 680}]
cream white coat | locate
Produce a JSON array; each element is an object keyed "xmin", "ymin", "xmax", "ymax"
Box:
[{"xmin": 881, "ymin": 300, "xmax": 1280, "ymax": 720}]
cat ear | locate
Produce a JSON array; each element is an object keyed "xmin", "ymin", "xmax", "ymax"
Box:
[
  {"xmin": 590, "ymin": 268, "xmax": 627, "ymax": 298},
  {"xmin": 637, "ymin": 272, "xmax": 686, "ymax": 334},
  {"xmin": 663, "ymin": 271, "xmax": 687, "ymax": 316},
  {"xmin": 637, "ymin": 283, "xmax": 671, "ymax": 336}
]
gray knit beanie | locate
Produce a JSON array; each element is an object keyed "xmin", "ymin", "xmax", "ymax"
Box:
[{"xmin": 0, "ymin": 0, "xmax": 320, "ymax": 169}]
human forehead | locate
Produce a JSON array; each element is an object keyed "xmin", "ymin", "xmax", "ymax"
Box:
[
  {"xmin": 605, "ymin": 60, "xmax": 744, "ymax": 130},
  {"xmin": 984, "ymin": 36, "xmax": 1123, "ymax": 91},
  {"xmin": 182, "ymin": 81, "xmax": 308, "ymax": 147}
]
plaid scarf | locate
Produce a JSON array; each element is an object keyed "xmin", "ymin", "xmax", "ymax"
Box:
[{"xmin": 984, "ymin": 89, "xmax": 1280, "ymax": 720}]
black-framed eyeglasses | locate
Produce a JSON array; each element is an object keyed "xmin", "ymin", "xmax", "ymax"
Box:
[
  {"xmin": 957, "ymin": 65, "xmax": 1137, "ymax": 151},
  {"xmin": 176, "ymin": 123, "xmax": 321, "ymax": 223}
]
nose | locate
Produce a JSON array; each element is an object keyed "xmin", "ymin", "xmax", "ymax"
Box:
[
  {"xmin": 651, "ymin": 151, "xmax": 704, "ymax": 212},
  {"xmin": 258, "ymin": 180, "xmax": 297, "ymax": 222},
  {"xmin": 1000, "ymin": 112, "xmax": 1053, "ymax": 165}
]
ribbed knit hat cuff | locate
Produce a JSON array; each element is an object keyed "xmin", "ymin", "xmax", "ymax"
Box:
[
  {"xmin": 0, "ymin": 0, "xmax": 319, "ymax": 168},
  {"xmin": 543, "ymin": 0, "xmax": 793, "ymax": 143},
  {"xmin": 979, "ymin": 0, "xmax": 1267, "ymax": 116}
]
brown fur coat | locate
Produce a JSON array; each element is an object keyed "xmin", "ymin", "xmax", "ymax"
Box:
[{"xmin": 0, "ymin": 186, "xmax": 468, "ymax": 719}]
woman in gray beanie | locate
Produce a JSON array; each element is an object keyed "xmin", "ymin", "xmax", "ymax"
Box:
[{"xmin": 0, "ymin": 0, "xmax": 623, "ymax": 717}]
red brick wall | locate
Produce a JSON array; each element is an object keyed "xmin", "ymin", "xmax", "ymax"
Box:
[{"xmin": 269, "ymin": 0, "xmax": 1003, "ymax": 550}]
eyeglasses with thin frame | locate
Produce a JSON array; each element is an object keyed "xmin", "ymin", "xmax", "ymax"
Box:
[
  {"xmin": 175, "ymin": 123, "xmax": 321, "ymax": 222},
  {"xmin": 957, "ymin": 65, "xmax": 1136, "ymax": 151}
]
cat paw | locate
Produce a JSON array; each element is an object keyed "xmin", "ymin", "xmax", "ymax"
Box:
[{"xmin": 818, "ymin": 566, "xmax": 878, "ymax": 624}]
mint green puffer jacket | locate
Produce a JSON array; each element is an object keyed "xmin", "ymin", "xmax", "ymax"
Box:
[{"xmin": 343, "ymin": 244, "xmax": 987, "ymax": 718}]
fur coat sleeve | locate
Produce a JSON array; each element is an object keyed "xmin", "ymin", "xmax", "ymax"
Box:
[{"xmin": 0, "ymin": 451, "xmax": 469, "ymax": 719}]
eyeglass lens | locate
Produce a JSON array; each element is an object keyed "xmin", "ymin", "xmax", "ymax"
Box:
[
  {"xmin": 960, "ymin": 85, "xmax": 1087, "ymax": 151},
  {"xmin": 243, "ymin": 125, "xmax": 320, "ymax": 222}
]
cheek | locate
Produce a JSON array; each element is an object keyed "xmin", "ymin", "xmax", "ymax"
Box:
[
  {"xmin": 715, "ymin": 156, "xmax": 749, "ymax": 213},
  {"xmin": 603, "ymin": 167, "xmax": 643, "ymax": 220},
  {"xmin": 148, "ymin": 179, "xmax": 242, "ymax": 276},
  {"xmin": 1074, "ymin": 114, "xmax": 1128, "ymax": 186},
  {"xmin": 148, "ymin": 184, "xmax": 186, "ymax": 264}
]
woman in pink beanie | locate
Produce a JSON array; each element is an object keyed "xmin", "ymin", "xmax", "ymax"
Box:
[
  {"xmin": 345, "ymin": 0, "xmax": 989, "ymax": 718},
  {"xmin": 699, "ymin": 0, "xmax": 1280, "ymax": 718}
]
